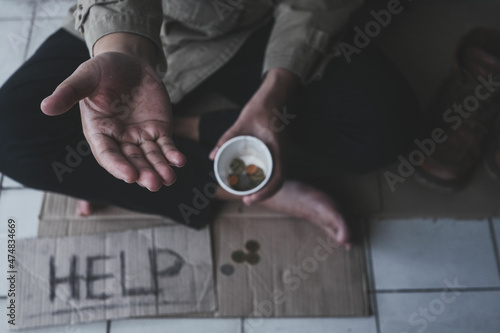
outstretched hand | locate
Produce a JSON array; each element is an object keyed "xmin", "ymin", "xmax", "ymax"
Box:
[{"xmin": 41, "ymin": 51, "xmax": 185, "ymax": 191}]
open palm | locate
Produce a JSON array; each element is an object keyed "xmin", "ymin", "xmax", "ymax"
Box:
[{"xmin": 41, "ymin": 52, "xmax": 185, "ymax": 191}]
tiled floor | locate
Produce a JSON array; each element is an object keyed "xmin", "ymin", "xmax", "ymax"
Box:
[
  {"xmin": 370, "ymin": 218, "xmax": 500, "ymax": 290},
  {"xmin": 1, "ymin": 1, "xmax": 500, "ymax": 333}
]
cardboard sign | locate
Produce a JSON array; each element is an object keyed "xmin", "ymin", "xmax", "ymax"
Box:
[
  {"xmin": 13, "ymin": 226, "xmax": 215, "ymax": 330},
  {"xmin": 35, "ymin": 192, "xmax": 369, "ymax": 328}
]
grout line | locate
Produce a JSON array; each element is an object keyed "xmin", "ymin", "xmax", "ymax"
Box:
[
  {"xmin": 0, "ymin": 17, "xmax": 33, "ymax": 21},
  {"xmin": 488, "ymin": 217, "xmax": 500, "ymax": 283},
  {"xmin": 374, "ymin": 287, "xmax": 500, "ymax": 294},
  {"xmin": 364, "ymin": 218, "xmax": 377, "ymax": 292},
  {"xmin": 22, "ymin": 0, "xmax": 37, "ymax": 61},
  {"xmin": 365, "ymin": 217, "xmax": 381, "ymax": 333}
]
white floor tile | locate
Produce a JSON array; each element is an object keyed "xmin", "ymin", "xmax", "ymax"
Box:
[
  {"xmin": 1, "ymin": 175, "xmax": 24, "ymax": 188},
  {"xmin": 377, "ymin": 291, "xmax": 500, "ymax": 333},
  {"xmin": 493, "ymin": 218, "xmax": 500, "ymax": 261},
  {"xmin": 243, "ymin": 317, "xmax": 377, "ymax": 333},
  {"xmin": 0, "ymin": 19, "xmax": 31, "ymax": 85},
  {"xmin": 0, "ymin": 0, "xmax": 35, "ymax": 18},
  {"xmin": 0, "ymin": 189, "xmax": 44, "ymax": 296},
  {"xmin": 35, "ymin": 0, "xmax": 75, "ymax": 19},
  {"xmin": 26, "ymin": 17, "xmax": 61, "ymax": 58},
  {"xmin": 110, "ymin": 318, "xmax": 242, "ymax": 333},
  {"xmin": 370, "ymin": 218, "xmax": 500, "ymax": 290},
  {"xmin": 0, "ymin": 188, "xmax": 44, "ymax": 239},
  {"xmin": 0, "ymin": 299, "xmax": 107, "ymax": 333}
]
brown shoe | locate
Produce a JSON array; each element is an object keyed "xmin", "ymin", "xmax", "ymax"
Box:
[{"xmin": 415, "ymin": 27, "xmax": 500, "ymax": 191}]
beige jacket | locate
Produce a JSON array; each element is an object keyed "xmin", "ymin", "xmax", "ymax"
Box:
[{"xmin": 63, "ymin": 0, "xmax": 363, "ymax": 103}]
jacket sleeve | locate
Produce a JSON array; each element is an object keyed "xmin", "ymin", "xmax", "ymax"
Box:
[
  {"xmin": 264, "ymin": 0, "xmax": 363, "ymax": 83},
  {"xmin": 74, "ymin": 0, "xmax": 165, "ymax": 66}
]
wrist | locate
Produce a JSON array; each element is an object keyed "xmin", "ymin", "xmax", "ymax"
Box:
[
  {"xmin": 247, "ymin": 68, "xmax": 299, "ymax": 112},
  {"xmin": 93, "ymin": 33, "xmax": 159, "ymax": 67},
  {"xmin": 264, "ymin": 68, "xmax": 300, "ymax": 90}
]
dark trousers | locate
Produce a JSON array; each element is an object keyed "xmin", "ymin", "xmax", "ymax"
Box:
[{"xmin": 0, "ymin": 25, "xmax": 418, "ymax": 228}]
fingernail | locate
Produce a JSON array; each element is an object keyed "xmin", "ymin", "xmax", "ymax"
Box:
[
  {"xmin": 164, "ymin": 176, "xmax": 177, "ymax": 186},
  {"xmin": 149, "ymin": 186, "xmax": 160, "ymax": 192}
]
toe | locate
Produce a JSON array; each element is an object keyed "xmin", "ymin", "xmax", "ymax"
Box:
[
  {"xmin": 76, "ymin": 200, "xmax": 93, "ymax": 217},
  {"xmin": 331, "ymin": 214, "xmax": 350, "ymax": 246}
]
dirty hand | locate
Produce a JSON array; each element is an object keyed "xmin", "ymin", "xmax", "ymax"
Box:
[{"xmin": 41, "ymin": 33, "xmax": 185, "ymax": 191}]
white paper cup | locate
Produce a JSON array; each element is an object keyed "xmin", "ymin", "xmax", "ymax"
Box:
[{"xmin": 214, "ymin": 136, "xmax": 273, "ymax": 196}]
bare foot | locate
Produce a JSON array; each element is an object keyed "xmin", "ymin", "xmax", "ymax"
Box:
[
  {"xmin": 258, "ymin": 181, "xmax": 351, "ymax": 249},
  {"xmin": 76, "ymin": 200, "xmax": 94, "ymax": 216}
]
